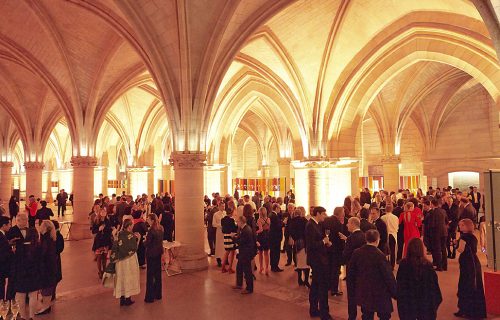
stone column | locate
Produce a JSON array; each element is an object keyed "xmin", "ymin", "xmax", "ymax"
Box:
[
  {"xmin": 278, "ymin": 158, "xmax": 291, "ymax": 194},
  {"xmin": 261, "ymin": 165, "xmax": 270, "ymax": 179},
  {"xmin": 219, "ymin": 165, "xmax": 229, "ymax": 195},
  {"xmin": 382, "ymin": 156, "xmax": 401, "ymax": 192},
  {"xmin": 0, "ymin": 162, "xmax": 13, "ymax": 202},
  {"xmin": 127, "ymin": 167, "xmax": 154, "ymax": 197},
  {"xmin": 162, "ymin": 164, "xmax": 172, "ymax": 193},
  {"xmin": 170, "ymin": 152, "xmax": 208, "ymax": 271},
  {"xmin": 71, "ymin": 156, "xmax": 97, "ymax": 240},
  {"xmin": 24, "ymin": 162, "xmax": 44, "ymax": 199},
  {"xmin": 350, "ymin": 166, "xmax": 360, "ymax": 196}
]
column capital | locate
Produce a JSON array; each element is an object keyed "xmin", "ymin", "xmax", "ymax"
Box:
[
  {"xmin": 126, "ymin": 166, "xmax": 155, "ymax": 172},
  {"xmin": 277, "ymin": 158, "xmax": 291, "ymax": 165},
  {"xmin": 0, "ymin": 161, "xmax": 13, "ymax": 168},
  {"xmin": 71, "ymin": 156, "xmax": 97, "ymax": 168},
  {"xmin": 381, "ymin": 155, "xmax": 401, "ymax": 164},
  {"xmin": 170, "ymin": 151, "xmax": 206, "ymax": 168},
  {"xmin": 24, "ymin": 161, "xmax": 45, "ymax": 170}
]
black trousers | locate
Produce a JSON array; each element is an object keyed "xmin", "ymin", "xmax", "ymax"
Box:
[
  {"xmin": 388, "ymin": 234, "xmax": 396, "ymax": 269},
  {"xmin": 236, "ymin": 259, "xmax": 253, "ymax": 292},
  {"xmin": 328, "ymin": 253, "xmax": 342, "ymax": 293},
  {"xmin": 447, "ymin": 229, "xmax": 457, "ymax": 258},
  {"xmin": 397, "ymin": 229, "xmax": 404, "ymax": 262},
  {"xmin": 270, "ymin": 238, "xmax": 281, "ymax": 269},
  {"xmin": 347, "ymin": 276, "xmax": 357, "ymax": 320},
  {"xmin": 28, "ymin": 216, "xmax": 36, "ymax": 228},
  {"xmin": 361, "ymin": 307, "xmax": 390, "ymax": 320},
  {"xmin": 207, "ymin": 227, "xmax": 216, "ymax": 255},
  {"xmin": 145, "ymin": 255, "xmax": 162, "ymax": 301},
  {"xmin": 137, "ymin": 242, "xmax": 146, "ymax": 267},
  {"xmin": 309, "ymin": 263, "xmax": 329, "ymax": 318},
  {"xmin": 0, "ymin": 276, "xmax": 14, "ymax": 301},
  {"xmin": 431, "ymin": 236, "xmax": 447, "ymax": 270},
  {"xmin": 57, "ymin": 204, "xmax": 66, "ymax": 216}
]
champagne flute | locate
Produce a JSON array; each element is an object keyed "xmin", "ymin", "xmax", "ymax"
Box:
[
  {"xmin": 325, "ymin": 229, "xmax": 330, "ymax": 237},
  {"xmin": 11, "ymin": 299, "xmax": 19, "ymax": 320},
  {"xmin": 0, "ymin": 300, "xmax": 9, "ymax": 320}
]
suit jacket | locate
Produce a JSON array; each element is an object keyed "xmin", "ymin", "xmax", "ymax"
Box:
[
  {"xmin": 347, "ymin": 244, "xmax": 396, "ymax": 313},
  {"xmin": 0, "ymin": 231, "xmax": 13, "ymax": 277},
  {"xmin": 144, "ymin": 227, "xmax": 164, "ymax": 258},
  {"xmin": 36, "ymin": 207, "xmax": 54, "ymax": 221},
  {"xmin": 360, "ymin": 218, "xmax": 376, "ymax": 233},
  {"xmin": 374, "ymin": 218, "xmax": 389, "ymax": 254},
  {"xmin": 427, "ymin": 208, "xmax": 448, "ymax": 239},
  {"xmin": 7, "ymin": 226, "xmax": 41, "ymax": 293},
  {"xmin": 323, "ymin": 216, "xmax": 347, "ymax": 255},
  {"xmin": 235, "ymin": 224, "xmax": 256, "ymax": 262},
  {"xmin": 343, "ymin": 230, "xmax": 366, "ymax": 264},
  {"xmin": 305, "ymin": 219, "xmax": 328, "ymax": 267},
  {"xmin": 460, "ymin": 204, "xmax": 476, "ymax": 221},
  {"xmin": 269, "ymin": 211, "xmax": 283, "ymax": 241}
]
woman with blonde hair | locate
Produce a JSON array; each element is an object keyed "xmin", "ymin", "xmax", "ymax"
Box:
[
  {"xmin": 288, "ymin": 208, "xmax": 310, "ymax": 287},
  {"xmin": 351, "ymin": 199, "xmax": 362, "ymax": 218},
  {"xmin": 256, "ymin": 207, "xmax": 270, "ymax": 274},
  {"xmin": 454, "ymin": 219, "xmax": 486, "ymax": 319},
  {"xmin": 36, "ymin": 220, "xmax": 58, "ymax": 315},
  {"xmin": 399, "ymin": 202, "xmax": 421, "ymax": 257}
]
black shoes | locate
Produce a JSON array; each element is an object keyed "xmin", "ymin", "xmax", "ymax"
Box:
[
  {"xmin": 120, "ymin": 297, "xmax": 135, "ymax": 306},
  {"xmin": 35, "ymin": 307, "xmax": 52, "ymax": 315}
]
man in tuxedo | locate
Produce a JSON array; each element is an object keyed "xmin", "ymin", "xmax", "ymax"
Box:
[
  {"xmin": 323, "ymin": 207, "xmax": 348, "ymax": 296},
  {"xmin": 459, "ymin": 198, "xmax": 476, "ymax": 222},
  {"xmin": 360, "ymin": 207, "xmax": 375, "ymax": 233},
  {"xmin": 233, "ymin": 215, "xmax": 256, "ymax": 294},
  {"xmin": 306, "ymin": 206, "xmax": 332, "ymax": 320},
  {"xmin": 269, "ymin": 203, "xmax": 283, "ymax": 272},
  {"xmin": 427, "ymin": 199, "xmax": 449, "ymax": 271},
  {"xmin": 56, "ymin": 189, "xmax": 68, "ymax": 217},
  {"xmin": 348, "ymin": 229, "xmax": 396, "ymax": 320},
  {"xmin": 0, "ymin": 216, "xmax": 14, "ymax": 301},
  {"xmin": 343, "ymin": 217, "xmax": 366, "ymax": 320}
]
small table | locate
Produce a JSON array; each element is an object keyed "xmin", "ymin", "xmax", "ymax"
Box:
[
  {"xmin": 163, "ymin": 241, "xmax": 182, "ymax": 276},
  {"xmin": 59, "ymin": 221, "xmax": 73, "ymax": 240}
]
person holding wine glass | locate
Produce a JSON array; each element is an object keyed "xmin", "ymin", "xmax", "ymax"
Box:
[{"xmin": 35, "ymin": 220, "xmax": 58, "ymax": 315}]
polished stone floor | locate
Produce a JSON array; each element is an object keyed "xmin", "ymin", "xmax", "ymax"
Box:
[{"xmin": 34, "ymin": 207, "xmax": 496, "ymax": 320}]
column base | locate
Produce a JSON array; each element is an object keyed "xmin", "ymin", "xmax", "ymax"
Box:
[
  {"xmin": 178, "ymin": 246, "xmax": 208, "ymax": 272},
  {"xmin": 68, "ymin": 222, "xmax": 92, "ymax": 240}
]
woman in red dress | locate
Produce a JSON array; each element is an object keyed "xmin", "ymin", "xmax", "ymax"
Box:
[{"xmin": 399, "ymin": 202, "xmax": 422, "ymax": 257}]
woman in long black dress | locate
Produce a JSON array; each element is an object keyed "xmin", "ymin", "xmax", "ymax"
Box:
[
  {"xmin": 454, "ymin": 218, "xmax": 486, "ymax": 319},
  {"xmin": 8, "ymin": 196, "xmax": 19, "ymax": 221},
  {"xmin": 396, "ymin": 238, "xmax": 442, "ymax": 320},
  {"xmin": 36, "ymin": 220, "xmax": 58, "ymax": 315}
]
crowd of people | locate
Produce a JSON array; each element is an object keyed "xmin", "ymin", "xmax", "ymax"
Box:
[
  {"xmin": 203, "ymin": 186, "xmax": 487, "ymax": 320},
  {"xmin": 0, "ymin": 184, "xmax": 489, "ymax": 320}
]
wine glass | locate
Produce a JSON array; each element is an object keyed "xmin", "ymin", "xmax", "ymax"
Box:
[
  {"xmin": 11, "ymin": 299, "xmax": 19, "ymax": 320},
  {"xmin": 0, "ymin": 300, "xmax": 9, "ymax": 320},
  {"xmin": 325, "ymin": 229, "xmax": 330, "ymax": 237}
]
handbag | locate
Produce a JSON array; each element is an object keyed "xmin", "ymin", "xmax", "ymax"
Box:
[{"xmin": 102, "ymin": 272, "xmax": 115, "ymax": 289}]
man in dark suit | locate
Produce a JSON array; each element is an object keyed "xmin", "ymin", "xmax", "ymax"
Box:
[
  {"xmin": 343, "ymin": 217, "xmax": 366, "ymax": 320},
  {"xmin": 323, "ymin": 207, "xmax": 348, "ymax": 296},
  {"xmin": 470, "ymin": 186, "xmax": 481, "ymax": 222},
  {"xmin": 306, "ymin": 206, "xmax": 332, "ymax": 320},
  {"xmin": 35, "ymin": 201, "xmax": 54, "ymax": 225},
  {"xmin": 370, "ymin": 207, "xmax": 388, "ymax": 255},
  {"xmin": 234, "ymin": 215, "xmax": 256, "ymax": 294},
  {"xmin": 55, "ymin": 189, "xmax": 68, "ymax": 217},
  {"xmin": 0, "ymin": 216, "xmax": 14, "ymax": 301},
  {"xmin": 459, "ymin": 198, "xmax": 476, "ymax": 222},
  {"xmin": 269, "ymin": 203, "xmax": 283, "ymax": 272},
  {"xmin": 427, "ymin": 199, "xmax": 449, "ymax": 271},
  {"xmin": 393, "ymin": 198, "xmax": 405, "ymax": 262},
  {"xmin": 347, "ymin": 229, "xmax": 396, "ymax": 320}
]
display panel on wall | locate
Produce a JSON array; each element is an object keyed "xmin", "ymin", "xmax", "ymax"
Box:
[
  {"xmin": 359, "ymin": 176, "xmax": 384, "ymax": 192},
  {"xmin": 157, "ymin": 180, "xmax": 174, "ymax": 195},
  {"xmin": 107, "ymin": 180, "xmax": 126, "ymax": 188},
  {"xmin": 399, "ymin": 175, "xmax": 421, "ymax": 192},
  {"xmin": 232, "ymin": 178, "xmax": 285, "ymax": 196},
  {"xmin": 484, "ymin": 170, "xmax": 500, "ymax": 271},
  {"xmin": 50, "ymin": 181, "xmax": 59, "ymax": 188}
]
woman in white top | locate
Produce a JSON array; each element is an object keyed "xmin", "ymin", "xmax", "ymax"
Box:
[
  {"xmin": 381, "ymin": 204, "xmax": 399, "ymax": 269},
  {"xmin": 212, "ymin": 202, "xmax": 226, "ymax": 267}
]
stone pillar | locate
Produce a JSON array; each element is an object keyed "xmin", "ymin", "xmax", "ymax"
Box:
[
  {"xmin": 278, "ymin": 158, "xmax": 291, "ymax": 194},
  {"xmin": 261, "ymin": 165, "xmax": 270, "ymax": 179},
  {"xmin": 0, "ymin": 162, "xmax": 13, "ymax": 202},
  {"xmin": 71, "ymin": 156, "xmax": 97, "ymax": 240},
  {"xmin": 350, "ymin": 166, "xmax": 360, "ymax": 197},
  {"xmin": 162, "ymin": 164, "xmax": 172, "ymax": 193},
  {"xmin": 24, "ymin": 162, "xmax": 44, "ymax": 199},
  {"xmin": 127, "ymin": 167, "xmax": 154, "ymax": 197},
  {"xmin": 382, "ymin": 156, "xmax": 401, "ymax": 192},
  {"xmin": 170, "ymin": 152, "xmax": 208, "ymax": 271},
  {"xmin": 219, "ymin": 165, "xmax": 229, "ymax": 195},
  {"xmin": 102, "ymin": 167, "xmax": 108, "ymax": 197},
  {"xmin": 45, "ymin": 170, "xmax": 53, "ymax": 202}
]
